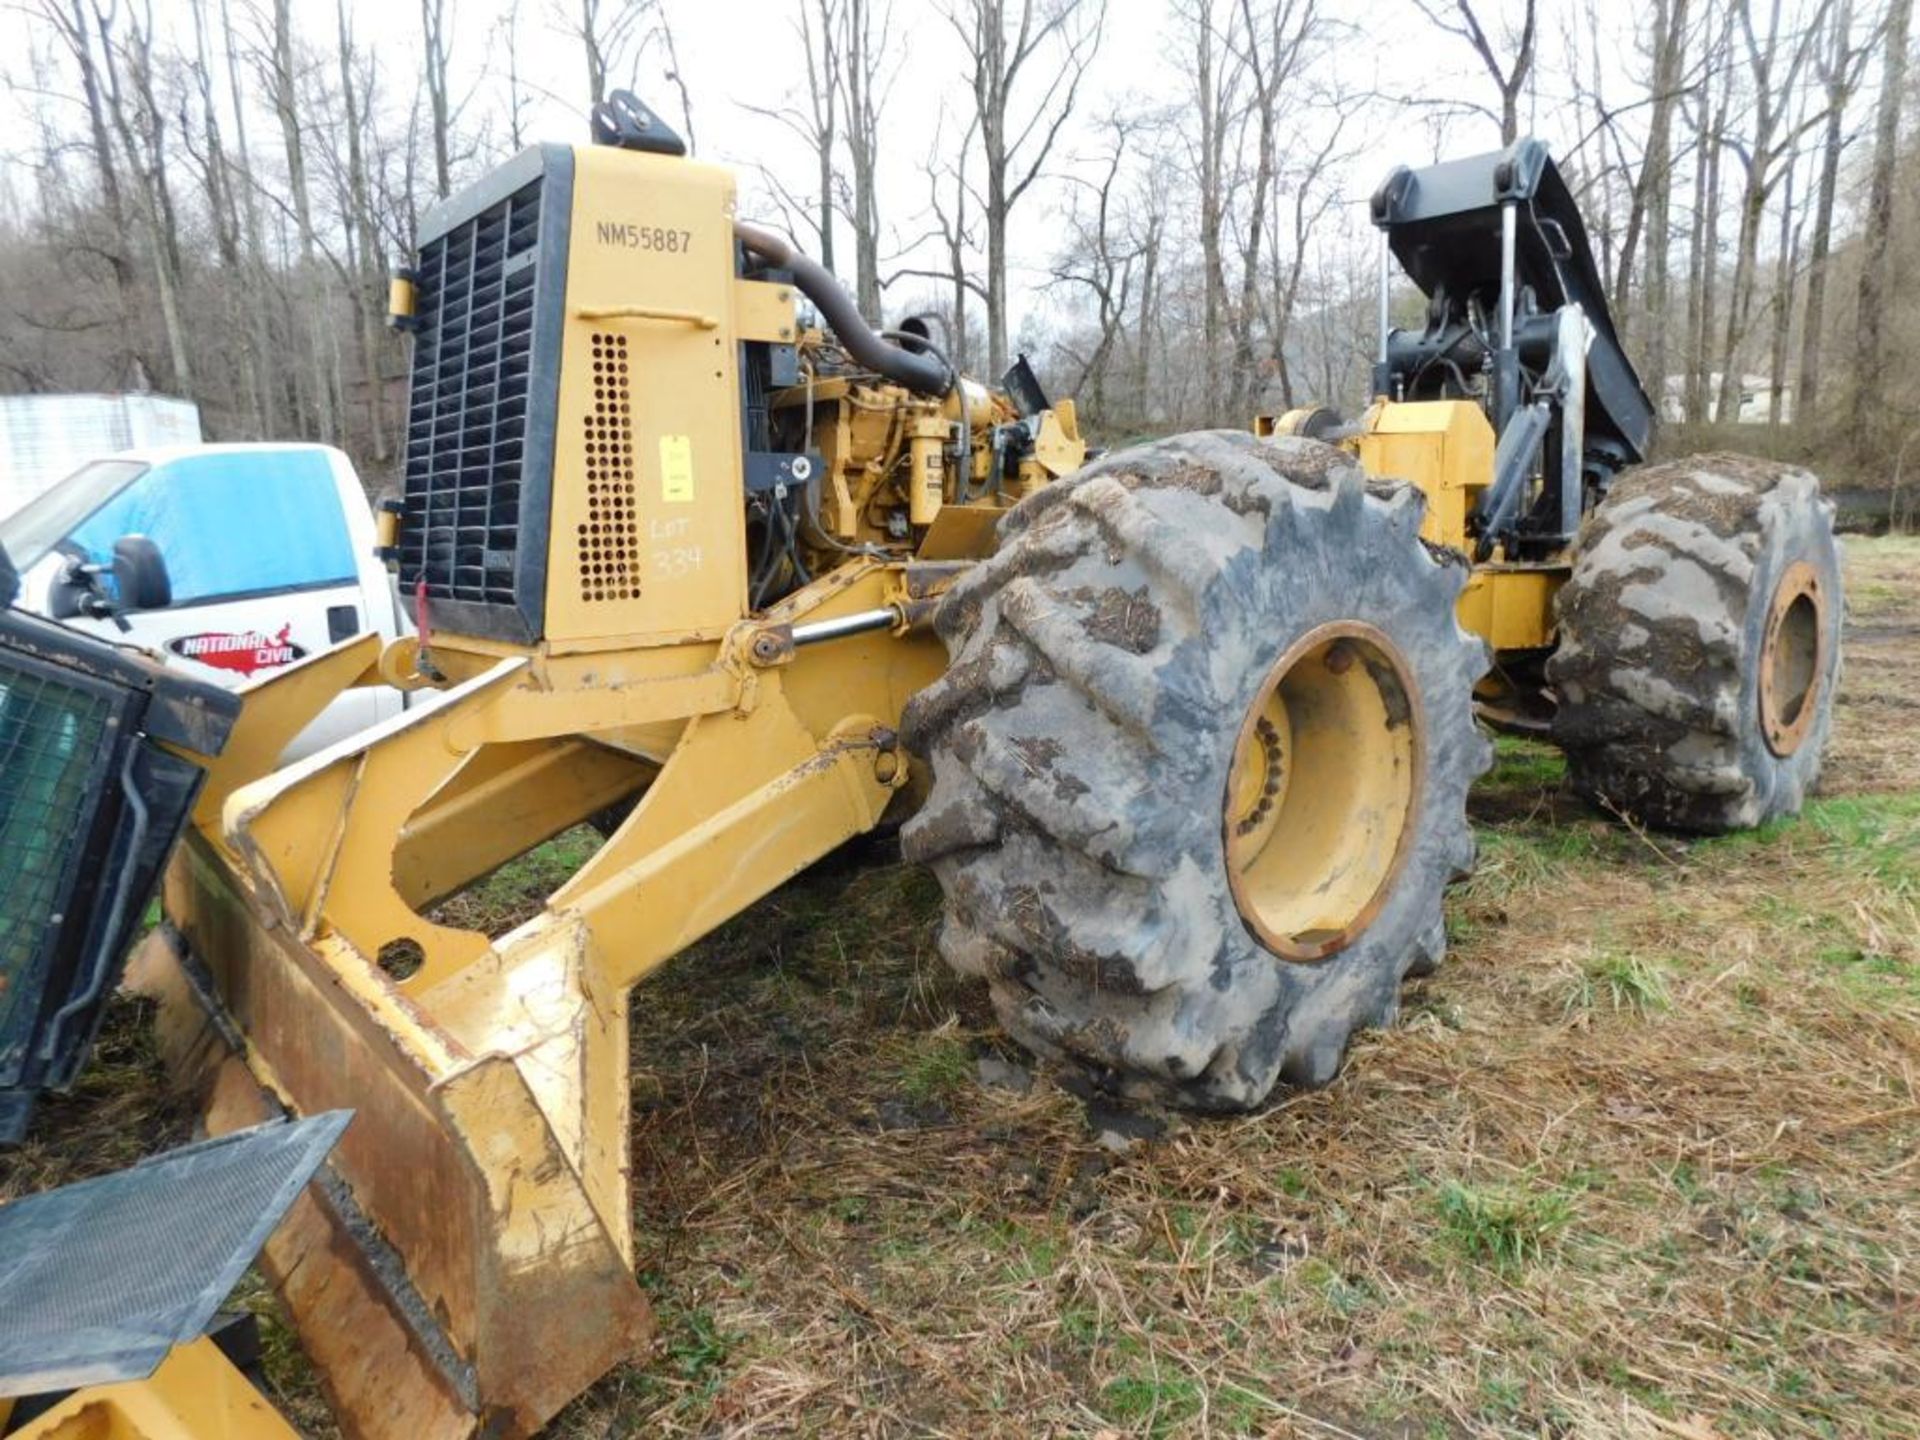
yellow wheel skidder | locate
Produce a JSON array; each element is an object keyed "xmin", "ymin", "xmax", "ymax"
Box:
[{"xmin": 135, "ymin": 105, "xmax": 1840, "ymax": 1437}]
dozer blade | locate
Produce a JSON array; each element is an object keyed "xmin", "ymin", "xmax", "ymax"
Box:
[
  {"xmin": 131, "ymin": 570, "xmax": 924, "ymax": 1437},
  {"xmin": 130, "ymin": 877, "xmax": 650, "ymax": 1438}
]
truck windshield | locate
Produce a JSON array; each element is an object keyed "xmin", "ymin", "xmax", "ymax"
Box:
[{"xmin": 0, "ymin": 460, "xmax": 150, "ymax": 569}]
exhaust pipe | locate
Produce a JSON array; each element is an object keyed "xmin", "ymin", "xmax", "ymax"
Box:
[{"xmin": 734, "ymin": 222, "xmax": 954, "ymax": 397}]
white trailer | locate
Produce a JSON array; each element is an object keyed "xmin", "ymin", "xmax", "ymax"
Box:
[{"xmin": 0, "ymin": 394, "xmax": 202, "ymax": 518}]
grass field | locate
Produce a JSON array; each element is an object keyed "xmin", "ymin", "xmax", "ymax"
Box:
[{"xmin": 6, "ymin": 537, "xmax": 1916, "ymax": 1439}]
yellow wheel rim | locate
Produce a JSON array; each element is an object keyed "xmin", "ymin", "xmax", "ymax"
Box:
[
  {"xmin": 1759, "ymin": 561, "xmax": 1828, "ymax": 758},
  {"xmin": 1223, "ymin": 622, "xmax": 1424, "ymax": 961}
]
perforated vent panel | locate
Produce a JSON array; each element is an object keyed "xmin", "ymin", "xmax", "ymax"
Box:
[{"xmin": 582, "ymin": 333, "xmax": 641, "ymax": 603}]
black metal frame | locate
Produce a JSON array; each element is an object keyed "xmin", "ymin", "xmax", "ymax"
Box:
[
  {"xmin": 1371, "ymin": 139, "xmax": 1656, "ymax": 557},
  {"xmin": 0, "ymin": 600, "xmax": 236, "ymax": 1141}
]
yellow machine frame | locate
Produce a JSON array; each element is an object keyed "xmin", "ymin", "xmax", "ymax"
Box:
[
  {"xmin": 0, "ymin": 1339, "xmax": 300, "ymax": 1440},
  {"xmin": 137, "ymin": 141, "xmax": 1077, "ymax": 1439},
  {"xmin": 1264, "ymin": 399, "xmax": 1564, "ymax": 654},
  {"xmin": 139, "ymin": 557, "xmax": 953, "ymax": 1435}
]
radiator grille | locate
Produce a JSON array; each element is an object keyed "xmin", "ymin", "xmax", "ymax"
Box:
[
  {"xmin": 0, "ymin": 661, "xmax": 114, "ymax": 1059},
  {"xmin": 581, "ymin": 332, "xmax": 640, "ymax": 603},
  {"xmin": 399, "ymin": 177, "xmax": 544, "ymax": 609}
]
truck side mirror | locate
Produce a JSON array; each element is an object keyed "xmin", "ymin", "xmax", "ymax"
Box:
[
  {"xmin": 47, "ymin": 535, "xmax": 172, "ymax": 624},
  {"xmin": 48, "ymin": 561, "xmax": 93, "ymax": 621},
  {"xmin": 112, "ymin": 535, "xmax": 172, "ymax": 611}
]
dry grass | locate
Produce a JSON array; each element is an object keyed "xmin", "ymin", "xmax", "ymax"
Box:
[
  {"xmin": 5, "ymin": 538, "xmax": 1917, "ymax": 1439},
  {"xmin": 1824, "ymin": 534, "xmax": 1920, "ymax": 797},
  {"xmin": 539, "ymin": 791, "xmax": 1918, "ymax": 1439}
]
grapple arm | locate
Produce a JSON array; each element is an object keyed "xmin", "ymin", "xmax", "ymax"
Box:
[{"xmin": 1371, "ymin": 139, "xmax": 1655, "ymax": 551}]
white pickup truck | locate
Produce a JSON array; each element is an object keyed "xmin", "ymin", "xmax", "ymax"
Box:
[{"xmin": 0, "ymin": 443, "xmax": 406, "ymax": 754}]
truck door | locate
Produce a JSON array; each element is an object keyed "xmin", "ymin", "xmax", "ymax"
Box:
[{"xmin": 49, "ymin": 450, "xmax": 389, "ymax": 754}]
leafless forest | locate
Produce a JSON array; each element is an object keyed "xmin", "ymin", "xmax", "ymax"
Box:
[{"xmin": 4, "ymin": 0, "xmax": 1919, "ymax": 500}]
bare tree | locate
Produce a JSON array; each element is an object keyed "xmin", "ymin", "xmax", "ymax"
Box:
[
  {"xmin": 1414, "ymin": 0, "xmax": 1538, "ymax": 145},
  {"xmin": 1765, "ymin": 114, "xmax": 1805, "ymax": 426},
  {"xmin": 840, "ymin": 0, "xmax": 893, "ymax": 322},
  {"xmin": 565, "ymin": 1, "xmax": 695, "ymax": 146},
  {"xmin": 220, "ymin": 0, "xmax": 277, "ymax": 430},
  {"xmin": 336, "ymin": 0, "xmax": 389, "ymax": 461},
  {"xmin": 183, "ymin": 0, "xmax": 261, "ymax": 427},
  {"xmin": 265, "ymin": 0, "xmax": 337, "ymax": 439},
  {"xmin": 806, "ymin": 0, "xmax": 842, "ymax": 273},
  {"xmin": 1128, "ymin": 149, "xmax": 1168, "ymax": 422},
  {"xmin": 946, "ymin": 0, "xmax": 1105, "ymax": 374},
  {"xmin": 1184, "ymin": 0, "xmax": 1239, "ymax": 423},
  {"xmin": 40, "ymin": 0, "xmax": 131, "ymax": 293},
  {"xmin": 1048, "ymin": 111, "xmax": 1144, "ymax": 423},
  {"xmin": 1634, "ymin": 0, "xmax": 1692, "ymax": 405},
  {"xmin": 1850, "ymin": 0, "xmax": 1911, "ymax": 450},
  {"xmin": 1595, "ymin": 0, "xmax": 1690, "ymax": 365},
  {"xmin": 1264, "ymin": 100, "xmax": 1354, "ymax": 408},
  {"xmin": 744, "ymin": 1, "xmax": 839, "ymax": 270},
  {"xmin": 1683, "ymin": 6, "xmax": 1735, "ymax": 422},
  {"xmin": 648, "ymin": 6, "xmax": 698, "ymax": 149},
  {"xmin": 1795, "ymin": 0, "xmax": 1869, "ymax": 423},
  {"xmin": 421, "ymin": 0, "xmax": 452, "ymax": 197},
  {"xmin": 91, "ymin": 0, "xmax": 193, "ymax": 393},
  {"xmin": 4, "ymin": 0, "xmax": 1917, "ymax": 493},
  {"xmin": 1575, "ymin": 1, "xmax": 1629, "ymax": 289},
  {"xmin": 1226, "ymin": 0, "xmax": 1322, "ymax": 421},
  {"xmin": 495, "ymin": 5, "xmax": 533, "ymax": 153},
  {"xmin": 893, "ymin": 109, "xmax": 987, "ymax": 373},
  {"xmin": 1711, "ymin": 0, "xmax": 1826, "ymax": 428}
]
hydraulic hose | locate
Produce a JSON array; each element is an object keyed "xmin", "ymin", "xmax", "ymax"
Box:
[{"xmin": 734, "ymin": 221, "xmax": 954, "ymax": 397}]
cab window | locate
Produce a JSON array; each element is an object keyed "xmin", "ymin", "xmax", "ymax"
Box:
[{"xmin": 65, "ymin": 451, "xmax": 356, "ymax": 606}]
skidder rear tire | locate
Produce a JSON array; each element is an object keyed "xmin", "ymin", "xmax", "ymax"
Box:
[
  {"xmin": 900, "ymin": 432, "xmax": 1490, "ymax": 1111},
  {"xmin": 1549, "ymin": 453, "xmax": 1842, "ymax": 833}
]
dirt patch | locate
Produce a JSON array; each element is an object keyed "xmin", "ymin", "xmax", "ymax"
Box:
[{"xmin": 1069, "ymin": 584, "xmax": 1161, "ymax": 654}]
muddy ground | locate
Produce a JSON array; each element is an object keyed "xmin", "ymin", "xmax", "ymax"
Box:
[{"xmin": 4, "ymin": 536, "xmax": 1916, "ymax": 1439}]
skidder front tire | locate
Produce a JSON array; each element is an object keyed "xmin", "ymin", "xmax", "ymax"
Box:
[
  {"xmin": 1549, "ymin": 453, "xmax": 1843, "ymax": 833},
  {"xmin": 900, "ymin": 432, "xmax": 1490, "ymax": 1111}
]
